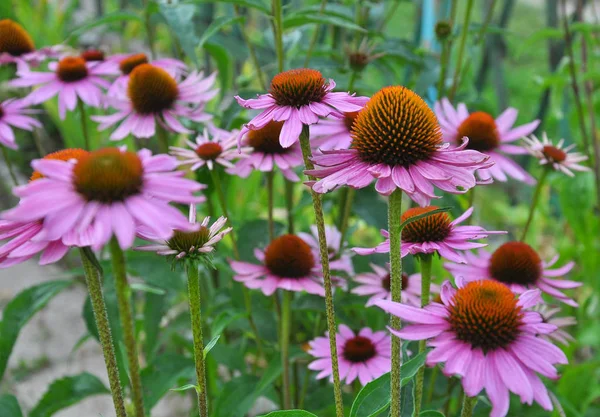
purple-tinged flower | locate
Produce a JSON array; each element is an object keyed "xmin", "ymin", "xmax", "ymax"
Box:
[
  {"xmin": 306, "ymin": 86, "xmax": 493, "ymax": 206},
  {"xmin": 522, "ymin": 132, "xmax": 590, "ymax": 177},
  {"xmin": 445, "ymin": 242, "xmax": 582, "ymax": 307},
  {"xmin": 298, "ymin": 224, "xmax": 354, "ymax": 275},
  {"xmin": 352, "ymin": 263, "xmax": 439, "ymax": 307},
  {"xmin": 308, "ymin": 325, "xmax": 391, "ymax": 386},
  {"xmin": 0, "ymin": 19, "xmax": 62, "ymax": 68},
  {"xmin": 533, "ymin": 304, "xmax": 576, "ymax": 346},
  {"xmin": 93, "ymin": 64, "xmax": 217, "ymax": 140},
  {"xmin": 310, "ymin": 110, "xmax": 361, "ymax": 151},
  {"xmin": 2, "ymin": 147, "xmax": 205, "ymax": 251},
  {"xmin": 227, "ymin": 120, "xmax": 303, "ymax": 181},
  {"xmin": 354, "ymin": 206, "xmax": 505, "ymax": 263},
  {"xmin": 376, "ymin": 279, "xmax": 567, "ymax": 417},
  {"xmin": 0, "ymin": 98, "xmax": 41, "ymax": 149},
  {"xmin": 235, "ymin": 68, "xmax": 367, "ymax": 148},
  {"xmin": 434, "ymin": 98, "xmax": 539, "ymax": 184}
]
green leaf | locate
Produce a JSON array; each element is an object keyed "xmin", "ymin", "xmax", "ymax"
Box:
[
  {"xmin": 260, "ymin": 411, "xmax": 318, "ymax": 417},
  {"xmin": 349, "ymin": 351, "xmax": 427, "ymax": 417},
  {"xmin": 130, "ymin": 282, "xmax": 166, "ymax": 295},
  {"xmin": 284, "ymin": 11, "xmax": 366, "ymax": 32},
  {"xmin": 399, "ymin": 207, "xmax": 452, "ymax": 230},
  {"xmin": 29, "ymin": 373, "xmax": 109, "ymax": 417},
  {"xmin": 142, "ymin": 354, "xmax": 195, "ymax": 412},
  {"xmin": 0, "ymin": 280, "xmax": 72, "ymax": 380},
  {"xmin": 203, "ymin": 334, "xmax": 221, "ymax": 358},
  {"xmin": 210, "ymin": 311, "xmax": 245, "ymax": 336},
  {"xmin": 420, "ymin": 412, "xmax": 445, "ymax": 417},
  {"xmin": 170, "ymin": 383, "xmax": 198, "ymax": 392},
  {"xmin": 205, "ymin": 42, "xmax": 233, "ymax": 94},
  {"xmin": 159, "ymin": 3, "xmax": 200, "ymax": 67},
  {"xmin": 66, "ymin": 11, "xmax": 142, "ymax": 40},
  {"xmin": 213, "ymin": 375, "xmax": 260, "ymax": 417},
  {"xmin": 198, "ymin": 16, "xmax": 244, "ymax": 49},
  {"xmin": 0, "ymin": 394, "xmax": 23, "ymax": 417}
]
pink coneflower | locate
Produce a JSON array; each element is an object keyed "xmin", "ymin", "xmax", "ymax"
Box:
[
  {"xmin": 227, "ymin": 120, "xmax": 303, "ymax": 181},
  {"xmin": 306, "ymin": 87, "xmax": 493, "ymax": 206},
  {"xmin": 0, "ymin": 98, "xmax": 41, "ymax": 149},
  {"xmin": 376, "ymin": 279, "xmax": 567, "ymax": 417},
  {"xmin": 230, "ymin": 234, "xmax": 338, "ymax": 296},
  {"xmin": 310, "ymin": 110, "xmax": 361, "ymax": 151},
  {"xmin": 10, "ymin": 56, "xmax": 112, "ymax": 119},
  {"xmin": 444, "ymin": 242, "xmax": 582, "ymax": 306},
  {"xmin": 434, "ymin": 98, "xmax": 539, "ymax": 185},
  {"xmin": 96, "ymin": 53, "xmax": 188, "ymax": 98},
  {"xmin": 135, "ymin": 204, "xmax": 231, "ymax": 262},
  {"xmin": 93, "ymin": 64, "xmax": 217, "ymax": 140},
  {"xmin": 0, "ymin": 19, "xmax": 61, "ymax": 68},
  {"xmin": 80, "ymin": 49, "xmax": 106, "ymax": 63},
  {"xmin": 354, "ymin": 206, "xmax": 505, "ymax": 263},
  {"xmin": 235, "ymin": 68, "xmax": 367, "ymax": 148},
  {"xmin": 308, "ymin": 325, "xmax": 391, "ymax": 386},
  {"xmin": 298, "ymin": 224, "xmax": 354, "ymax": 275},
  {"xmin": 2, "ymin": 147, "xmax": 205, "ymax": 251},
  {"xmin": 522, "ymin": 132, "xmax": 590, "ymax": 177},
  {"xmin": 533, "ymin": 304, "xmax": 576, "ymax": 345},
  {"xmin": 170, "ymin": 128, "xmax": 248, "ymax": 171},
  {"xmin": 352, "ymin": 263, "xmax": 440, "ymax": 307}
]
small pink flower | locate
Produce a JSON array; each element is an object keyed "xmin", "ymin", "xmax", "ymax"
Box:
[
  {"xmin": 533, "ymin": 304, "xmax": 576, "ymax": 346},
  {"xmin": 0, "ymin": 19, "xmax": 62, "ymax": 68},
  {"xmin": 0, "ymin": 98, "xmax": 41, "ymax": 149},
  {"xmin": 310, "ymin": 110, "xmax": 362, "ymax": 151},
  {"xmin": 354, "ymin": 206, "xmax": 505, "ymax": 263},
  {"xmin": 298, "ymin": 224, "xmax": 354, "ymax": 275},
  {"xmin": 2, "ymin": 147, "xmax": 205, "ymax": 251},
  {"xmin": 434, "ymin": 98, "xmax": 539, "ymax": 184},
  {"xmin": 10, "ymin": 56, "xmax": 112, "ymax": 119},
  {"xmin": 522, "ymin": 132, "xmax": 590, "ymax": 177},
  {"xmin": 230, "ymin": 234, "xmax": 341, "ymax": 296},
  {"xmin": 227, "ymin": 120, "xmax": 303, "ymax": 181},
  {"xmin": 376, "ymin": 279, "xmax": 567, "ymax": 417},
  {"xmin": 308, "ymin": 325, "xmax": 391, "ymax": 386},
  {"xmin": 170, "ymin": 127, "xmax": 248, "ymax": 172},
  {"xmin": 93, "ymin": 64, "xmax": 217, "ymax": 140},
  {"xmin": 352, "ymin": 263, "xmax": 440, "ymax": 307},
  {"xmin": 235, "ymin": 68, "xmax": 367, "ymax": 148},
  {"xmin": 306, "ymin": 87, "xmax": 493, "ymax": 206},
  {"xmin": 445, "ymin": 242, "xmax": 582, "ymax": 306}
]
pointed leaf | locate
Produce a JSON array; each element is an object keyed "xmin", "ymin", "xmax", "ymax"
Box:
[
  {"xmin": 203, "ymin": 334, "xmax": 221, "ymax": 358},
  {"xmin": 0, "ymin": 394, "xmax": 23, "ymax": 417}
]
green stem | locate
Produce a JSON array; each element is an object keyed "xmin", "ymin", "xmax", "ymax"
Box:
[
  {"xmin": 234, "ymin": 5, "xmax": 267, "ymax": 90},
  {"xmin": 425, "ymin": 365, "xmax": 439, "ymax": 404},
  {"xmin": 141, "ymin": 0, "xmax": 156, "ymax": 59},
  {"xmin": 280, "ymin": 290, "xmax": 292, "ymax": 409},
  {"xmin": 388, "ymin": 189, "xmax": 403, "ymax": 417},
  {"xmin": 272, "ymin": 0, "xmax": 285, "ymax": 72},
  {"xmin": 437, "ymin": 40, "xmax": 449, "ymax": 97},
  {"xmin": 337, "ymin": 188, "xmax": 355, "ymax": 253},
  {"xmin": 303, "ymin": 0, "xmax": 328, "ymax": 67},
  {"xmin": 412, "ymin": 254, "xmax": 433, "ymax": 417},
  {"xmin": 347, "ymin": 70, "xmax": 358, "ymax": 92},
  {"xmin": 157, "ymin": 125, "xmax": 170, "ymax": 154},
  {"xmin": 299, "ymin": 126, "xmax": 344, "ymax": 417},
  {"xmin": 449, "ymin": 0, "xmax": 475, "ymax": 101},
  {"xmin": 285, "ymin": 179, "xmax": 295, "ymax": 234},
  {"xmin": 460, "ymin": 395, "xmax": 478, "ymax": 417},
  {"xmin": 1, "ymin": 146, "xmax": 18, "ymax": 186},
  {"xmin": 186, "ymin": 263, "xmax": 209, "ymax": 417},
  {"xmin": 466, "ymin": 187, "xmax": 476, "ymax": 225},
  {"xmin": 108, "ymin": 238, "xmax": 145, "ymax": 417},
  {"xmin": 267, "ymin": 171, "xmax": 275, "ymax": 241},
  {"xmin": 78, "ymin": 100, "xmax": 90, "ymax": 151},
  {"xmin": 520, "ymin": 169, "xmax": 549, "ymax": 242},
  {"xmin": 79, "ymin": 248, "xmax": 127, "ymax": 417},
  {"xmin": 208, "ymin": 168, "xmax": 265, "ymax": 363}
]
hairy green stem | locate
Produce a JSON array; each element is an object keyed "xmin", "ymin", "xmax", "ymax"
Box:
[
  {"xmin": 299, "ymin": 126, "xmax": 344, "ymax": 417},
  {"xmin": 1, "ymin": 146, "xmax": 18, "ymax": 186},
  {"xmin": 79, "ymin": 248, "xmax": 127, "ymax": 417},
  {"xmin": 108, "ymin": 238, "xmax": 145, "ymax": 417},
  {"xmin": 413, "ymin": 254, "xmax": 433, "ymax": 416},
  {"xmin": 285, "ymin": 179, "xmax": 295, "ymax": 234},
  {"xmin": 388, "ymin": 189, "xmax": 403, "ymax": 417},
  {"xmin": 186, "ymin": 263, "xmax": 209, "ymax": 417},
  {"xmin": 460, "ymin": 395, "xmax": 478, "ymax": 417},
  {"xmin": 520, "ymin": 168, "xmax": 549, "ymax": 242},
  {"xmin": 78, "ymin": 100, "xmax": 90, "ymax": 151},
  {"xmin": 272, "ymin": 0, "xmax": 284, "ymax": 72},
  {"xmin": 267, "ymin": 171, "xmax": 275, "ymax": 241},
  {"xmin": 303, "ymin": 0, "xmax": 328, "ymax": 67},
  {"xmin": 280, "ymin": 290, "xmax": 292, "ymax": 408},
  {"xmin": 449, "ymin": 0, "xmax": 475, "ymax": 101}
]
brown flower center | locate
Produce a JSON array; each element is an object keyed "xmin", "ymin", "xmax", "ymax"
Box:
[
  {"xmin": 30, "ymin": 148, "xmax": 89, "ymax": 182},
  {"xmin": 195, "ymin": 143, "xmax": 223, "ymax": 161},
  {"xmin": 542, "ymin": 145, "xmax": 567, "ymax": 163},
  {"xmin": 246, "ymin": 121, "xmax": 288, "ymax": 154},
  {"xmin": 56, "ymin": 57, "xmax": 89, "ymax": 83},
  {"xmin": 167, "ymin": 227, "xmax": 210, "ymax": 253},
  {"xmin": 456, "ymin": 112, "xmax": 499, "ymax": 152},
  {"xmin": 0, "ymin": 104, "xmax": 4, "ymax": 119},
  {"xmin": 401, "ymin": 206, "xmax": 451, "ymax": 243},
  {"xmin": 448, "ymin": 280, "xmax": 523, "ymax": 353},
  {"xmin": 489, "ymin": 241, "xmax": 542, "ymax": 286},
  {"xmin": 127, "ymin": 64, "xmax": 178, "ymax": 114},
  {"xmin": 119, "ymin": 53, "xmax": 149, "ymax": 75},
  {"xmin": 269, "ymin": 68, "xmax": 328, "ymax": 108},
  {"xmin": 0, "ymin": 19, "xmax": 35, "ymax": 57},
  {"xmin": 80, "ymin": 49, "xmax": 105, "ymax": 62},
  {"xmin": 351, "ymin": 86, "xmax": 442, "ymax": 167},
  {"xmin": 343, "ymin": 336, "xmax": 377, "ymax": 363},
  {"xmin": 382, "ymin": 272, "xmax": 408, "ymax": 292},
  {"xmin": 73, "ymin": 148, "xmax": 144, "ymax": 203},
  {"xmin": 343, "ymin": 111, "xmax": 360, "ymax": 132},
  {"xmin": 264, "ymin": 234, "xmax": 315, "ymax": 278}
]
